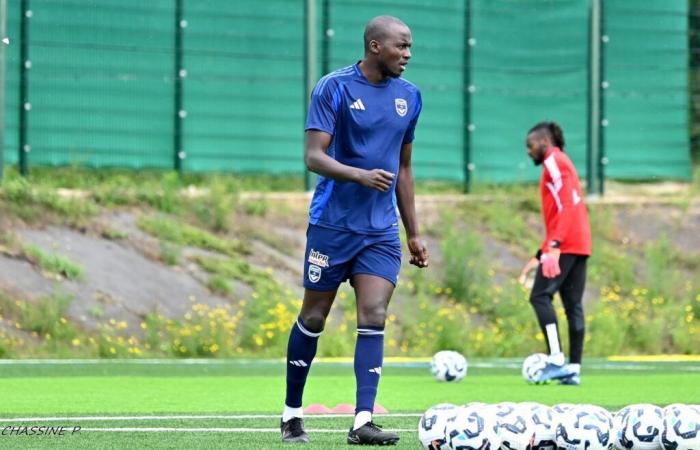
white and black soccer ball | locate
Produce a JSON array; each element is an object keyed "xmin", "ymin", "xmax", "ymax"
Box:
[
  {"xmin": 464, "ymin": 402, "xmax": 488, "ymax": 409},
  {"xmin": 519, "ymin": 402, "xmax": 547, "ymax": 409},
  {"xmin": 661, "ymin": 404, "xmax": 700, "ymax": 450},
  {"xmin": 446, "ymin": 404, "xmax": 502, "ymax": 450},
  {"xmin": 556, "ymin": 404, "xmax": 613, "ymax": 450},
  {"xmin": 613, "ymin": 404, "xmax": 663, "ymax": 450},
  {"xmin": 523, "ymin": 403, "xmax": 557, "ymax": 450},
  {"xmin": 496, "ymin": 403, "xmax": 537, "ymax": 450},
  {"xmin": 419, "ymin": 403, "xmax": 460, "ymax": 450},
  {"xmin": 431, "ymin": 351, "xmax": 468, "ymax": 382},
  {"xmin": 522, "ymin": 353, "xmax": 549, "ymax": 383},
  {"xmin": 493, "ymin": 402, "xmax": 519, "ymax": 417},
  {"xmin": 552, "ymin": 404, "xmax": 577, "ymax": 415}
]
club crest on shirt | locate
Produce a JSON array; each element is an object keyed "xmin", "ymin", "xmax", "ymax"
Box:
[
  {"xmin": 308, "ymin": 249, "xmax": 329, "ymax": 268},
  {"xmin": 308, "ymin": 264, "xmax": 322, "ymax": 283},
  {"xmin": 395, "ymin": 98, "xmax": 408, "ymax": 117}
]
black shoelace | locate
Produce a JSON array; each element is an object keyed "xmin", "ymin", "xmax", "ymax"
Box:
[
  {"xmin": 287, "ymin": 418, "xmax": 304, "ymax": 435},
  {"xmin": 365, "ymin": 422, "xmax": 384, "ymax": 431}
]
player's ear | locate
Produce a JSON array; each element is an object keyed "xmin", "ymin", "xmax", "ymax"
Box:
[{"xmin": 369, "ymin": 39, "xmax": 381, "ymax": 55}]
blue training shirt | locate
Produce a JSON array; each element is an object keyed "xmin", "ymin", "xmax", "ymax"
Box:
[{"xmin": 305, "ymin": 63, "xmax": 422, "ymax": 234}]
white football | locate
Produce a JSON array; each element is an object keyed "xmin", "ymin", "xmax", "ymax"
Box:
[
  {"xmin": 661, "ymin": 404, "xmax": 700, "ymax": 450},
  {"xmin": 522, "ymin": 353, "xmax": 549, "ymax": 383},
  {"xmin": 519, "ymin": 402, "xmax": 547, "ymax": 409},
  {"xmin": 613, "ymin": 404, "xmax": 663, "ymax": 450},
  {"xmin": 495, "ymin": 403, "xmax": 537, "ymax": 450},
  {"xmin": 431, "ymin": 351, "xmax": 468, "ymax": 382},
  {"xmin": 553, "ymin": 404, "xmax": 577, "ymax": 415},
  {"xmin": 524, "ymin": 403, "xmax": 557, "ymax": 450},
  {"xmin": 463, "ymin": 402, "xmax": 487, "ymax": 409},
  {"xmin": 446, "ymin": 404, "xmax": 502, "ymax": 450},
  {"xmin": 556, "ymin": 405, "xmax": 613, "ymax": 450},
  {"xmin": 419, "ymin": 403, "xmax": 460, "ymax": 450},
  {"xmin": 493, "ymin": 402, "xmax": 519, "ymax": 416}
]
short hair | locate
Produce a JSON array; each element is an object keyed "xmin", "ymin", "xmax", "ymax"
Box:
[
  {"xmin": 528, "ymin": 121, "xmax": 565, "ymax": 149},
  {"xmin": 363, "ymin": 15, "xmax": 408, "ymax": 52}
]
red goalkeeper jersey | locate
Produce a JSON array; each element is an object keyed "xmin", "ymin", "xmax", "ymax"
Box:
[{"xmin": 539, "ymin": 147, "xmax": 591, "ymax": 256}]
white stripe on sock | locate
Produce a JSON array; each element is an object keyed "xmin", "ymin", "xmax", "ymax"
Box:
[
  {"xmin": 296, "ymin": 320, "xmax": 322, "ymax": 338},
  {"xmin": 357, "ymin": 328, "xmax": 384, "ymax": 336},
  {"xmin": 545, "ymin": 323, "xmax": 561, "ymax": 355}
]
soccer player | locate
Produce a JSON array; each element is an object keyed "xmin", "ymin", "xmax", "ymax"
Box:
[
  {"xmin": 280, "ymin": 15, "xmax": 429, "ymax": 445},
  {"xmin": 519, "ymin": 121, "xmax": 591, "ymax": 386}
]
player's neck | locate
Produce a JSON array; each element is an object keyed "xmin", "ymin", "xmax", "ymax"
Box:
[{"xmin": 358, "ymin": 60, "xmax": 387, "ymax": 84}]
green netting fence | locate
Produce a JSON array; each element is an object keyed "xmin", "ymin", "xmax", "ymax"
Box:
[{"xmin": 0, "ymin": 0, "xmax": 692, "ymax": 190}]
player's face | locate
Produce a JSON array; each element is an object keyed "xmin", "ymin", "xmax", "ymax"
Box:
[
  {"xmin": 378, "ymin": 26, "xmax": 412, "ymax": 78},
  {"xmin": 526, "ymin": 133, "xmax": 547, "ymax": 166}
]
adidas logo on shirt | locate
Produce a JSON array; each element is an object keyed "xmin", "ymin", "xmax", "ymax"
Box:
[{"xmin": 350, "ymin": 99, "xmax": 366, "ymax": 111}]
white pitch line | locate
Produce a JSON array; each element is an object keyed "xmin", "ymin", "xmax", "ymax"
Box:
[
  {"xmin": 0, "ymin": 413, "xmax": 422, "ymax": 422},
  {"xmin": 0, "ymin": 359, "xmax": 249, "ymax": 365},
  {"xmin": 79, "ymin": 427, "xmax": 416, "ymax": 433},
  {"xmin": 0, "ymin": 358, "xmax": 698, "ymax": 371}
]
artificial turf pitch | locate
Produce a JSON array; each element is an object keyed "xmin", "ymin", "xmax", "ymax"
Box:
[{"xmin": 0, "ymin": 358, "xmax": 698, "ymax": 449}]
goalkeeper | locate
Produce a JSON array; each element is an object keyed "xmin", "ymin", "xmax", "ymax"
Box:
[{"xmin": 519, "ymin": 121, "xmax": 591, "ymax": 386}]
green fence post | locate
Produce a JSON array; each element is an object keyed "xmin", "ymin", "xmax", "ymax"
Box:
[
  {"xmin": 463, "ymin": 0, "xmax": 473, "ymax": 193},
  {"xmin": 173, "ymin": 0, "xmax": 185, "ymax": 174},
  {"xmin": 599, "ymin": 1, "xmax": 607, "ymax": 196},
  {"xmin": 587, "ymin": 0, "xmax": 601, "ymax": 197},
  {"xmin": 303, "ymin": 0, "xmax": 317, "ymax": 191},
  {"xmin": 322, "ymin": 0, "xmax": 331, "ymax": 76},
  {"xmin": 18, "ymin": 0, "xmax": 30, "ymax": 177},
  {"xmin": 304, "ymin": 0, "xmax": 330, "ymax": 192},
  {"xmin": 0, "ymin": 0, "xmax": 6, "ymax": 181}
]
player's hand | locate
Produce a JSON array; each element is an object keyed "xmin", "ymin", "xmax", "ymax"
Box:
[
  {"xmin": 518, "ymin": 257, "xmax": 539, "ymax": 286},
  {"xmin": 541, "ymin": 251, "xmax": 561, "ymax": 279},
  {"xmin": 357, "ymin": 168, "xmax": 395, "ymax": 192},
  {"xmin": 407, "ymin": 237, "xmax": 429, "ymax": 268}
]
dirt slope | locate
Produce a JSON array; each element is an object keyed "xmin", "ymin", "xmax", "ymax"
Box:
[{"xmin": 0, "ymin": 193, "xmax": 698, "ymax": 339}]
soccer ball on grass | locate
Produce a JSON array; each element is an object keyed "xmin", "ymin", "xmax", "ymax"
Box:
[{"xmin": 431, "ymin": 351, "xmax": 468, "ymax": 382}]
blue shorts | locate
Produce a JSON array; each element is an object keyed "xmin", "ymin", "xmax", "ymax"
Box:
[{"xmin": 303, "ymin": 224, "xmax": 402, "ymax": 291}]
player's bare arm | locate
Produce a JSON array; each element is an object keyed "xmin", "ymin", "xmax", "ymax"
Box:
[
  {"xmin": 395, "ymin": 142, "xmax": 428, "ymax": 268},
  {"xmin": 304, "ymin": 130, "xmax": 395, "ymax": 192}
]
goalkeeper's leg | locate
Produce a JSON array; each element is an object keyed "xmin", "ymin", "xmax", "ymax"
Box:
[
  {"xmin": 560, "ymin": 256, "xmax": 587, "ymax": 380},
  {"xmin": 529, "ymin": 255, "xmax": 579, "ymax": 383}
]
